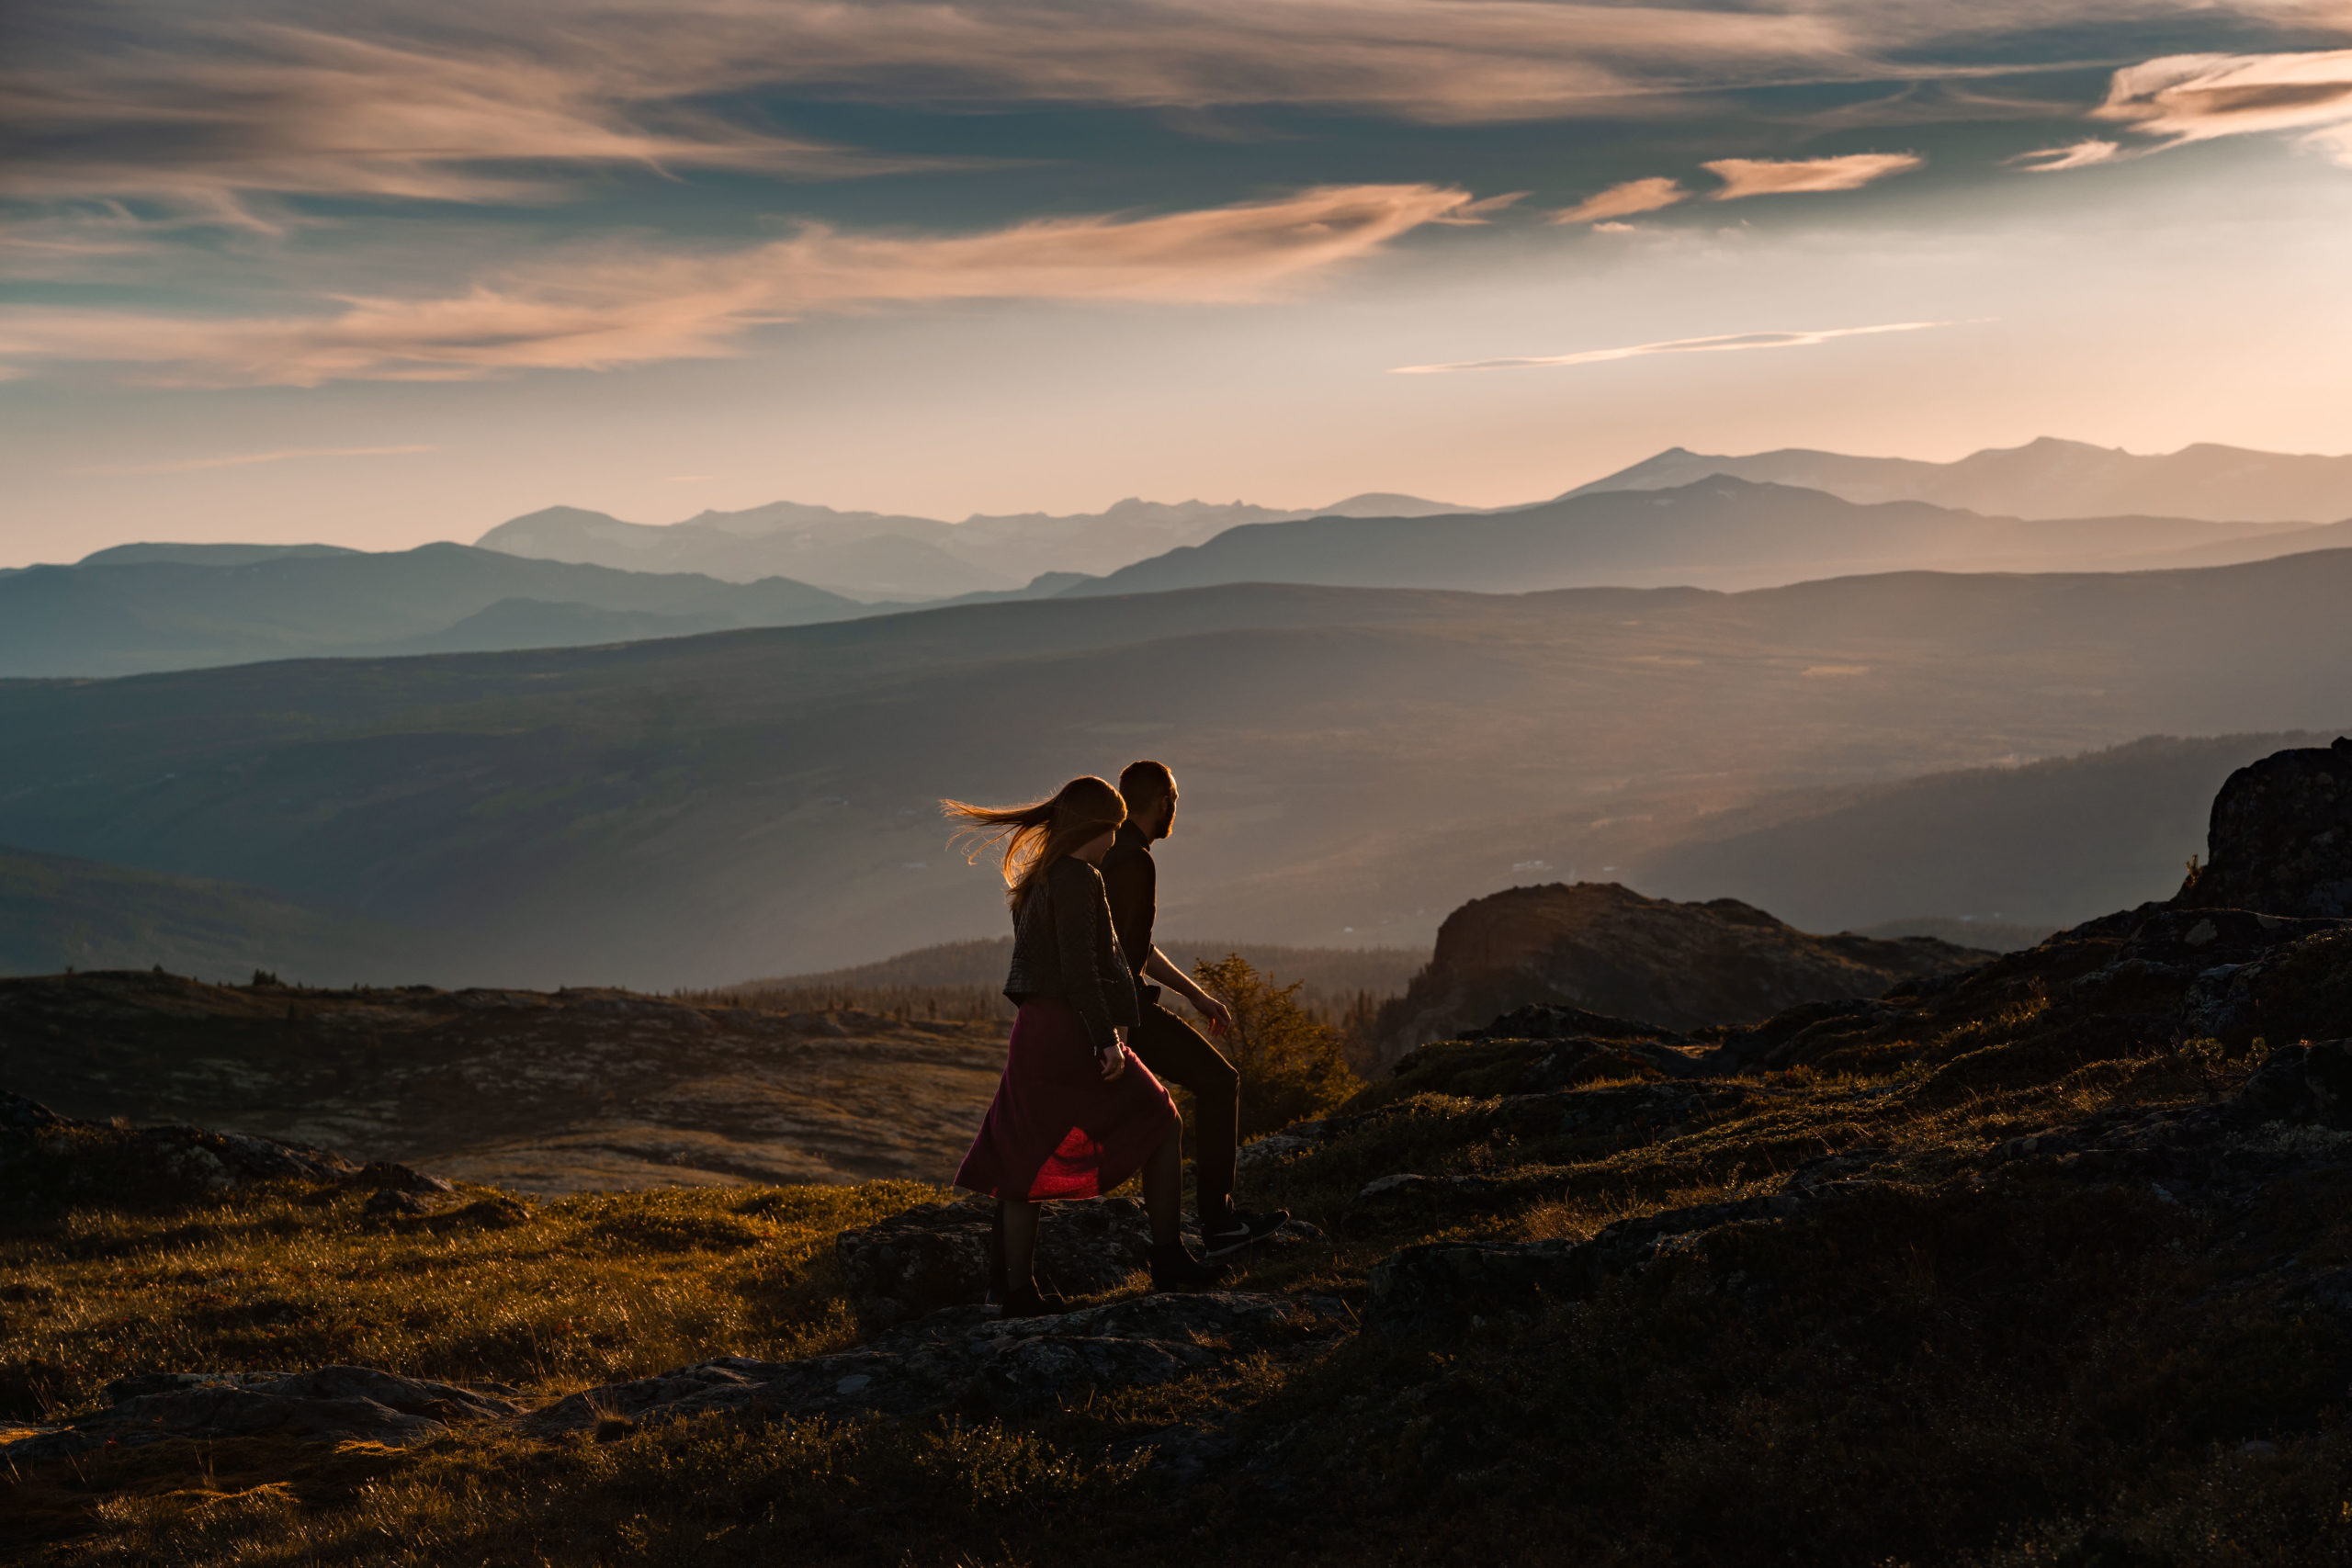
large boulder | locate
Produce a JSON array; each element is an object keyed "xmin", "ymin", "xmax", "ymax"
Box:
[
  {"xmin": 1370, "ymin": 882, "xmax": 1991, "ymax": 1058},
  {"xmin": 2182, "ymin": 737, "xmax": 2352, "ymax": 918}
]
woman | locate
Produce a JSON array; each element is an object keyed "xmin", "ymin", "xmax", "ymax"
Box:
[{"xmin": 944, "ymin": 775, "xmax": 1227, "ymax": 1314}]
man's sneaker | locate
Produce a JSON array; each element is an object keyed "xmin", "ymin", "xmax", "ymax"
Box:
[
  {"xmin": 1149, "ymin": 1242, "xmax": 1229, "ymax": 1293},
  {"xmin": 1200, "ymin": 1207, "xmax": 1291, "ymax": 1258}
]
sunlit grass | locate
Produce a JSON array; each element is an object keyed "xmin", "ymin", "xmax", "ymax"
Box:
[{"xmin": 0, "ymin": 1180, "xmax": 941, "ymax": 1421}]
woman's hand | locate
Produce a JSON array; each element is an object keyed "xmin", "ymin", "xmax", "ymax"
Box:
[
  {"xmin": 1194, "ymin": 995, "xmax": 1234, "ymax": 1036},
  {"xmin": 1099, "ymin": 1029, "xmax": 1129, "ymax": 1081}
]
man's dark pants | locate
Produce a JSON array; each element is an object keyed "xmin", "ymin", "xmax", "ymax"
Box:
[{"xmin": 1127, "ymin": 997, "xmax": 1238, "ymax": 1224}]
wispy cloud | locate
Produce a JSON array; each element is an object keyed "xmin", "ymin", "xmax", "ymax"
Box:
[
  {"xmin": 1702, "ymin": 152, "xmax": 1925, "ymax": 198},
  {"xmin": 0, "ymin": 186, "xmax": 1479, "ymax": 385},
  {"xmin": 1552, "ymin": 176, "xmax": 1690, "ymax": 224},
  {"xmin": 1389, "ymin": 319, "xmax": 1968, "ymax": 374},
  {"xmin": 1, "ymin": 14, "xmax": 956, "ymax": 228},
  {"xmin": 73, "ymin": 445, "xmax": 438, "ymax": 476},
  {"xmin": 2011, "ymin": 139, "xmax": 2128, "ymax": 172},
  {"xmin": 2089, "ymin": 50, "xmax": 2352, "ymax": 166}
]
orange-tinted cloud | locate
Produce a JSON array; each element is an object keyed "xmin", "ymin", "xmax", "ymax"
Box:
[
  {"xmin": 1702, "ymin": 152, "xmax": 1925, "ymax": 198},
  {"xmin": 0, "ymin": 185, "xmax": 1479, "ymax": 385},
  {"xmin": 2011, "ymin": 139, "xmax": 2127, "ymax": 172},
  {"xmin": 2090, "ymin": 50, "xmax": 2352, "ymax": 165},
  {"xmin": 1552, "ymin": 176, "xmax": 1690, "ymax": 223}
]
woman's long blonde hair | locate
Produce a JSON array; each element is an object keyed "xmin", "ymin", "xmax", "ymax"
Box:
[{"xmin": 943, "ymin": 775, "xmax": 1126, "ymax": 916}]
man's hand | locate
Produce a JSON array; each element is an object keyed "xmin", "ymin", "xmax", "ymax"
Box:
[{"xmin": 1195, "ymin": 995, "xmax": 1234, "ymax": 1035}]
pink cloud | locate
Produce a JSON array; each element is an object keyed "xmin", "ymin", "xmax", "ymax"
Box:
[
  {"xmin": 1701, "ymin": 152, "xmax": 1924, "ymax": 199},
  {"xmin": 2010, "ymin": 139, "xmax": 2127, "ymax": 172},
  {"xmin": 2090, "ymin": 50, "xmax": 2352, "ymax": 166},
  {"xmin": 1552, "ymin": 176, "xmax": 1690, "ymax": 224},
  {"xmin": 0, "ymin": 185, "xmax": 1479, "ymax": 385}
]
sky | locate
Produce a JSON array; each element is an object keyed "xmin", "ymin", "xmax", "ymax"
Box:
[{"xmin": 6, "ymin": 0, "xmax": 2352, "ymax": 565}]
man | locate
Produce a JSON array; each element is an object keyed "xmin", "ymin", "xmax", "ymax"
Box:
[{"xmin": 1101, "ymin": 759, "xmax": 1290, "ymax": 1257}]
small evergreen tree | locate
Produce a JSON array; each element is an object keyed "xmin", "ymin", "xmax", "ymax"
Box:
[{"xmin": 1190, "ymin": 953, "xmax": 1363, "ymax": 1137}]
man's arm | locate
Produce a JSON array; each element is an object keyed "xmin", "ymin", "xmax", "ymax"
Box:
[{"xmin": 1145, "ymin": 946, "xmax": 1232, "ymax": 1034}]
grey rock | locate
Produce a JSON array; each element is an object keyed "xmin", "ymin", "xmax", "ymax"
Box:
[
  {"xmin": 364, "ymin": 1186, "xmax": 433, "ymax": 1216},
  {"xmin": 525, "ymin": 1292, "xmax": 1336, "ymax": 1436},
  {"xmin": 354, "ymin": 1160, "xmax": 455, "ymax": 1193},
  {"xmin": 4, "ymin": 1364, "xmax": 520, "ymax": 1465},
  {"xmin": 1342, "ymin": 1173, "xmax": 1498, "ymax": 1238},
  {"xmin": 1369, "ymin": 1190, "xmax": 1819, "ymax": 1336}
]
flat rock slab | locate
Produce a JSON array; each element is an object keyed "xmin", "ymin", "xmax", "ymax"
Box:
[
  {"xmin": 2, "ymin": 1364, "xmax": 522, "ymax": 1465},
  {"xmin": 838, "ymin": 1194, "xmax": 1204, "ymax": 1325},
  {"xmin": 527, "ymin": 1292, "xmax": 1345, "ymax": 1436}
]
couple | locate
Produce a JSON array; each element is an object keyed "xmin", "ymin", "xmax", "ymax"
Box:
[{"xmin": 944, "ymin": 761, "xmax": 1288, "ymax": 1314}]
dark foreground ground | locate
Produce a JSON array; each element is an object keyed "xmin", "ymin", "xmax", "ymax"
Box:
[{"xmin": 9, "ymin": 899, "xmax": 2352, "ymax": 1565}]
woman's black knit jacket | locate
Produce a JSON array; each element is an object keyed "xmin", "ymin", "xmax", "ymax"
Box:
[{"xmin": 1002, "ymin": 856, "xmax": 1142, "ymax": 1050}]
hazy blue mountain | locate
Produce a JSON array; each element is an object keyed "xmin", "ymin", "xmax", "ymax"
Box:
[
  {"xmin": 1630, "ymin": 730, "xmax": 2342, "ymax": 934},
  {"xmin": 1068, "ymin": 477, "xmax": 2297, "ymax": 597},
  {"xmin": 80, "ymin": 543, "xmax": 364, "ymax": 567},
  {"xmin": 388, "ymin": 598, "xmax": 729, "ymax": 654},
  {"xmin": 1566, "ymin": 436, "xmax": 2352, "ymax": 524},
  {"xmin": 478, "ymin": 490, "xmax": 1473, "ymax": 599},
  {"xmin": 5, "ymin": 550, "xmax": 2352, "ymax": 987},
  {"xmin": 0, "ymin": 544, "xmax": 866, "ymax": 677}
]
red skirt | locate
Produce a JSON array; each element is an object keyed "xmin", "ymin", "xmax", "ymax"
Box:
[{"xmin": 955, "ymin": 998, "xmax": 1178, "ymax": 1201}]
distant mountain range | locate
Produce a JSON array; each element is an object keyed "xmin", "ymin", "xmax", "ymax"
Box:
[
  {"xmin": 477, "ymin": 491, "xmax": 1471, "ymax": 601},
  {"xmin": 0, "ymin": 544, "xmax": 866, "ymax": 678},
  {"xmin": 26, "ymin": 443, "xmax": 2352, "ymax": 680},
  {"xmin": 6, "ymin": 549, "xmax": 2352, "ymax": 986},
  {"xmin": 1566, "ymin": 436, "xmax": 2352, "ymax": 524},
  {"xmin": 1069, "ymin": 476, "xmax": 2314, "ymax": 597}
]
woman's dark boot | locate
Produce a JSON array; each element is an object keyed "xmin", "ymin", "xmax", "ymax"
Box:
[{"xmin": 1149, "ymin": 1241, "xmax": 1229, "ymax": 1294}]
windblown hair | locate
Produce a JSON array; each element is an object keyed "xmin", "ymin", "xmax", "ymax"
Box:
[
  {"xmin": 1117, "ymin": 759, "xmax": 1176, "ymax": 823},
  {"xmin": 942, "ymin": 775, "xmax": 1127, "ymax": 915}
]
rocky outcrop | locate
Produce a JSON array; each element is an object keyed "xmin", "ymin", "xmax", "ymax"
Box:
[
  {"xmin": 2181, "ymin": 736, "xmax": 2352, "ymax": 918},
  {"xmin": 0, "ymin": 1091, "xmax": 468, "ymax": 1224},
  {"xmin": 0, "ymin": 1090, "xmax": 371, "ymax": 1221},
  {"xmin": 1372, "ymin": 882, "xmax": 1989, "ymax": 1058},
  {"xmin": 4, "ymin": 1366, "xmax": 521, "ymax": 1465},
  {"xmin": 526, "ymin": 1292, "xmax": 1347, "ymax": 1436}
]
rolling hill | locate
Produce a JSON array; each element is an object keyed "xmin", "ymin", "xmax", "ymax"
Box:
[
  {"xmin": 1566, "ymin": 435, "xmax": 2352, "ymax": 523},
  {"xmin": 0, "ymin": 843, "xmax": 428, "ymax": 982},
  {"xmin": 1069, "ymin": 476, "xmax": 2307, "ymax": 598},
  {"xmin": 4, "ymin": 550, "xmax": 2352, "ymax": 987},
  {"xmin": 0, "ymin": 544, "xmax": 866, "ymax": 677}
]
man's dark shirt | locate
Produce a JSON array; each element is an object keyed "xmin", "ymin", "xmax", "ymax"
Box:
[{"xmin": 1101, "ymin": 822, "xmax": 1157, "ymax": 976}]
